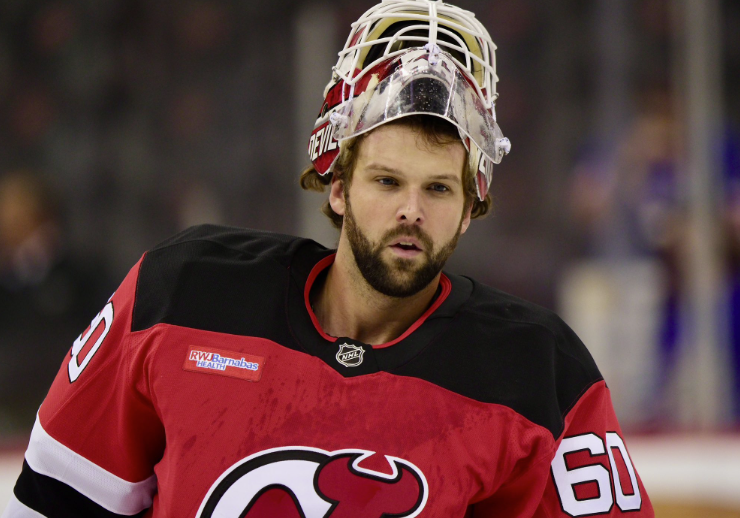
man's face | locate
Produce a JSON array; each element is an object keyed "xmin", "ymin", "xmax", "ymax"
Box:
[{"xmin": 331, "ymin": 123, "xmax": 471, "ymax": 298}]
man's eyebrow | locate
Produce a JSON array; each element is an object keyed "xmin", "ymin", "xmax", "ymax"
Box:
[
  {"xmin": 364, "ymin": 164, "xmax": 462, "ymax": 184},
  {"xmin": 365, "ymin": 163, "xmax": 403, "ymax": 175},
  {"xmin": 428, "ymin": 174, "xmax": 462, "ymax": 185}
]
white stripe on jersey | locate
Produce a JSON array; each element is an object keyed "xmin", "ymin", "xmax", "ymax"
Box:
[
  {"xmin": 1, "ymin": 495, "xmax": 46, "ymax": 518},
  {"xmin": 24, "ymin": 416, "xmax": 157, "ymax": 515}
]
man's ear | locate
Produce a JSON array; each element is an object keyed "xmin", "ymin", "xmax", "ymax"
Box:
[
  {"xmin": 329, "ymin": 175, "xmax": 346, "ymax": 216},
  {"xmin": 460, "ymin": 204, "xmax": 473, "ymax": 235}
]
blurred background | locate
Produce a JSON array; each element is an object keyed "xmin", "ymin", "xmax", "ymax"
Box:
[{"xmin": 0, "ymin": 0, "xmax": 739, "ymax": 515}]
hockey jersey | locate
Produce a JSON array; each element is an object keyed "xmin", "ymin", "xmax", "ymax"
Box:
[{"xmin": 4, "ymin": 225, "xmax": 653, "ymax": 517}]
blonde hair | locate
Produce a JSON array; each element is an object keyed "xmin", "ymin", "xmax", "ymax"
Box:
[{"xmin": 300, "ymin": 116, "xmax": 492, "ymax": 229}]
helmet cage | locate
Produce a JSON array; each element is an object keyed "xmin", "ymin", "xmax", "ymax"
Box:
[{"xmin": 332, "ymin": 0, "xmax": 498, "ymax": 110}]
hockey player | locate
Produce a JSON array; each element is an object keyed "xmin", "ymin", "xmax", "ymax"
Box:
[{"xmin": 3, "ymin": 1, "xmax": 654, "ymax": 516}]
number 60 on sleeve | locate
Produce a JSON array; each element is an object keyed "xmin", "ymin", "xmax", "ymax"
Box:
[{"xmin": 551, "ymin": 432, "xmax": 643, "ymax": 517}]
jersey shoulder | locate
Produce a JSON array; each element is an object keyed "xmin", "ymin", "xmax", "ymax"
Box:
[
  {"xmin": 468, "ymin": 280, "xmax": 603, "ymax": 433},
  {"xmin": 132, "ymin": 224, "xmax": 325, "ymax": 334},
  {"xmin": 465, "ymin": 279, "xmax": 601, "ymax": 376},
  {"xmin": 406, "ymin": 275, "xmax": 603, "ymax": 438}
]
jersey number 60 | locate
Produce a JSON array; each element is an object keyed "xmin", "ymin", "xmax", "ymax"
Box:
[
  {"xmin": 68, "ymin": 301, "xmax": 114, "ymax": 383},
  {"xmin": 551, "ymin": 432, "xmax": 642, "ymax": 516}
]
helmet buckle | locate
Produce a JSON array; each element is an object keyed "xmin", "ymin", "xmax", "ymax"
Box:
[
  {"xmin": 329, "ymin": 111, "xmax": 349, "ymax": 130},
  {"xmin": 495, "ymin": 137, "xmax": 511, "ymax": 157},
  {"xmin": 423, "ymin": 42, "xmax": 442, "ymax": 66}
]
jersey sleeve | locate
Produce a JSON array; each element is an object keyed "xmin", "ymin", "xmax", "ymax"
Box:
[
  {"xmin": 3, "ymin": 256, "xmax": 166, "ymax": 518},
  {"xmin": 532, "ymin": 380, "xmax": 654, "ymax": 517},
  {"xmin": 471, "ymin": 381, "xmax": 654, "ymax": 518}
]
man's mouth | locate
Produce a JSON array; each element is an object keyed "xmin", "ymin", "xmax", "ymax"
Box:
[
  {"xmin": 390, "ymin": 238, "xmax": 423, "ymax": 254},
  {"xmin": 395, "ymin": 242, "xmax": 419, "ymax": 251}
]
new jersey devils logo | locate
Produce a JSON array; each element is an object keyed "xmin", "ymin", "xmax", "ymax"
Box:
[{"xmin": 196, "ymin": 447, "xmax": 428, "ymax": 518}]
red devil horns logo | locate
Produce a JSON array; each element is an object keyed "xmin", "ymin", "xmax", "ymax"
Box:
[
  {"xmin": 196, "ymin": 447, "xmax": 428, "ymax": 518},
  {"xmin": 316, "ymin": 453, "xmax": 423, "ymax": 518}
]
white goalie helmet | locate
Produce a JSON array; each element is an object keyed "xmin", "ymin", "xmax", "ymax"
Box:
[{"xmin": 308, "ymin": 0, "xmax": 511, "ymax": 199}]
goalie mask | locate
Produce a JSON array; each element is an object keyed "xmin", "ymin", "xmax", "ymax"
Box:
[{"xmin": 308, "ymin": 0, "xmax": 511, "ymax": 199}]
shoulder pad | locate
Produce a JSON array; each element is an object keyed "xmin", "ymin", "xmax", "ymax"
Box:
[{"xmin": 132, "ymin": 225, "xmax": 323, "ymax": 334}]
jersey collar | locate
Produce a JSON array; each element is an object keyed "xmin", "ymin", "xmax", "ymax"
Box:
[
  {"xmin": 302, "ymin": 253, "xmax": 452, "ymax": 349},
  {"xmin": 286, "ymin": 241, "xmax": 473, "ymax": 376}
]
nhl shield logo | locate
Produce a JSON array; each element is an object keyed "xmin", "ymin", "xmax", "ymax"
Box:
[{"xmin": 336, "ymin": 343, "xmax": 364, "ymax": 367}]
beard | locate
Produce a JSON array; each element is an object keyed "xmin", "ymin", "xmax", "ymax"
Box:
[{"xmin": 343, "ymin": 195, "xmax": 463, "ymax": 298}]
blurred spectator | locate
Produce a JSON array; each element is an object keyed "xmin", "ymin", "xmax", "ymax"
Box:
[
  {"xmin": 171, "ymin": 178, "xmax": 226, "ymax": 231},
  {"xmin": 564, "ymin": 87, "xmax": 740, "ymax": 427},
  {"xmin": 569, "ymin": 89, "xmax": 684, "ymax": 261},
  {"xmin": 0, "ymin": 170, "xmax": 112, "ymax": 436},
  {"xmin": 561, "ymin": 88, "xmax": 686, "ymax": 428}
]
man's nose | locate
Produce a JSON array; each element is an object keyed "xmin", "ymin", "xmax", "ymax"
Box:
[{"xmin": 396, "ymin": 190, "xmax": 424, "ymax": 224}]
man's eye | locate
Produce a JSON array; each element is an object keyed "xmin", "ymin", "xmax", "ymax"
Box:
[
  {"xmin": 378, "ymin": 177, "xmax": 397, "ymax": 186},
  {"xmin": 430, "ymin": 184, "xmax": 450, "ymax": 193}
]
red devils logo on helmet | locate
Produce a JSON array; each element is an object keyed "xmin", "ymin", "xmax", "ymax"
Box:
[{"xmin": 196, "ymin": 447, "xmax": 428, "ymax": 518}]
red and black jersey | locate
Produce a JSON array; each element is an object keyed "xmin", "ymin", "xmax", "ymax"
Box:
[{"xmin": 5, "ymin": 225, "xmax": 653, "ymax": 518}]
